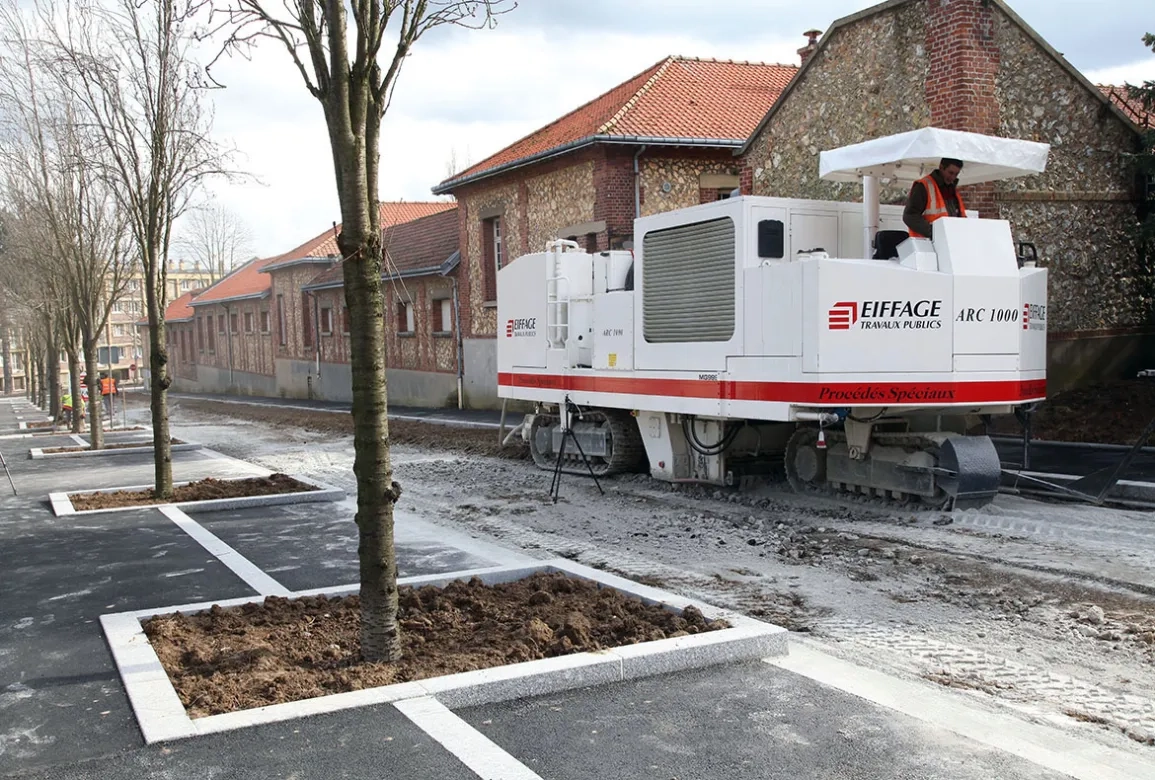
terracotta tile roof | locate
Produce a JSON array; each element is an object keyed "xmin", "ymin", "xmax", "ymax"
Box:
[
  {"xmin": 165, "ymin": 291, "xmax": 198, "ymax": 322},
  {"xmin": 1099, "ymin": 84, "xmax": 1154, "ymax": 129},
  {"xmin": 306, "ymin": 207, "xmax": 459, "ymax": 289},
  {"xmin": 191, "ymin": 201, "xmax": 455, "ymax": 306},
  {"xmin": 436, "ymin": 56, "xmax": 798, "ymax": 192}
]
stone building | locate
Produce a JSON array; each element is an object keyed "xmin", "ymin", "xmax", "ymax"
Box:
[
  {"xmin": 737, "ymin": 0, "xmax": 1154, "ymax": 388},
  {"xmin": 108, "ymin": 260, "xmax": 217, "ymax": 384},
  {"xmin": 301, "ymin": 207, "xmax": 463, "ymax": 405},
  {"xmin": 432, "ymin": 56, "xmax": 799, "ymax": 405},
  {"xmin": 145, "ymin": 201, "xmax": 454, "ymax": 400}
]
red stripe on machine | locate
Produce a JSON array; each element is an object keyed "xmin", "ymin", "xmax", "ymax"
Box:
[{"xmin": 498, "ymin": 373, "xmax": 1047, "ymax": 405}]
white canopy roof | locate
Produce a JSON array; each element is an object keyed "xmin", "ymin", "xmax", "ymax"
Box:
[{"xmin": 819, "ymin": 127, "xmax": 1050, "ymax": 185}]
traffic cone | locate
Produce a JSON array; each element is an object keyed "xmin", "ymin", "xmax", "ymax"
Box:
[{"xmin": 816, "ymin": 429, "xmax": 826, "ymax": 450}]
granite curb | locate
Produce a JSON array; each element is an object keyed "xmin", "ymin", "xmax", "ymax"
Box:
[
  {"xmin": 49, "ymin": 472, "xmax": 344, "ymax": 517},
  {"xmin": 101, "ymin": 558, "xmax": 788, "ymax": 744}
]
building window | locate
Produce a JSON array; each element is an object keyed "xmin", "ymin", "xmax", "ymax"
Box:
[
  {"xmin": 230, "ymin": 312, "xmax": 239, "ymax": 333},
  {"xmin": 320, "ymin": 307, "xmax": 333, "ymax": 336},
  {"xmin": 112, "ymin": 324, "xmax": 126, "ymax": 337},
  {"xmin": 432, "ymin": 298, "xmax": 453, "ymax": 334},
  {"xmin": 181, "ymin": 279, "xmax": 192, "ymax": 290},
  {"xmin": 179, "ymin": 330, "xmax": 188, "ymax": 362},
  {"xmin": 129, "ymin": 280, "xmax": 139, "ymax": 292},
  {"xmin": 260, "ymin": 310, "xmax": 270, "ymax": 333},
  {"xmin": 197, "ymin": 316, "xmax": 204, "ymax": 352},
  {"xmin": 482, "ymin": 215, "xmax": 502, "ymax": 302},
  {"xmin": 342, "ymin": 307, "xmax": 350, "ymax": 334},
  {"xmin": 277, "ymin": 295, "xmax": 286, "ymax": 346},
  {"xmin": 207, "ymin": 316, "xmax": 215, "ymax": 352},
  {"xmin": 397, "ymin": 300, "xmax": 414, "ymax": 334},
  {"xmin": 244, "ymin": 312, "xmax": 254, "ymax": 333},
  {"xmin": 218, "ymin": 314, "xmax": 226, "ymax": 334},
  {"xmin": 112, "ymin": 301, "xmax": 124, "ymax": 313},
  {"xmin": 302, "ymin": 292, "xmax": 313, "ymax": 348}
]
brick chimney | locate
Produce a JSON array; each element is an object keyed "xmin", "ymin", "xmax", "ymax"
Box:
[
  {"xmin": 924, "ymin": 0, "xmax": 1001, "ymax": 216},
  {"xmin": 798, "ymin": 29, "xmax": 821, "ymax": 66}
]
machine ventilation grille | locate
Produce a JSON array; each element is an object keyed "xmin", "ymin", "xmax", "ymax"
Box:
[{"xmin": 642, "ymin": 216, "xmax": 735, "ymax": 343}]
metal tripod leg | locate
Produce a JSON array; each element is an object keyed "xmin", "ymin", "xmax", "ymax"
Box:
[{"xmin": 548, "ymin": 396, "xmax": 606, "ymax": 503}]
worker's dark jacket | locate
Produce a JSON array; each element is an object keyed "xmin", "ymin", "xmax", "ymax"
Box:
[{"xmin": 903, "ymin": 170, "xmax": 964, "ymax": 238}]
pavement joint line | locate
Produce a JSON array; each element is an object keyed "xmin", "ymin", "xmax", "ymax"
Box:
[
  {"xmin": 394, "ymin": 696, "xmax": 544, "ymax": 780},
  {"xmin": 158, "ymin": 505, "xmax": 290, "ymax": 597},
  {"xmin": 765, "ymin": 642, "xmax": 1155, "ymax": 780},
  {"xmin": 104, "ymin": 558, "xmax": 786, "ymax": 743}
]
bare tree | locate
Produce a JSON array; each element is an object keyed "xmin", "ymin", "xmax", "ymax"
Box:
[
  {"xmin": 39, "ymin": 0, "xmax": 233, "ymax": 494},
  {"xmin": 0, "ymin": 4, "xmax": 136, "ymax": 446},
  {"xmin": 215, "ymin": 0, "xmax": 513, "ymax": 661},
  {"xmin": 178, "ymin": 200, "xmax": 253, "ymax": 282}
]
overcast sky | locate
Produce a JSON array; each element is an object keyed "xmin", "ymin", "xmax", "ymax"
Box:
[{"xmin": 198, "ymin": 0, "xmax": 1155, "ymax": 258}]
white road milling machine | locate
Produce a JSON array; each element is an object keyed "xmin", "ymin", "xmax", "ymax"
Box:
[{"xmin": 497, "ymin": 128, "xmax": 1051, "ymax": 509}]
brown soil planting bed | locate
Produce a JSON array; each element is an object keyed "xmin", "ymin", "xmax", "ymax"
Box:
[
  {"xmin": 43, "ymin": 438, "xmax": 185, "ymax": 454},
  {"xmin": 69, "ymin": 473, "xmax": 313, "ymax": 511},
  {"xmin": 143, "ymin": 571, "xmax": 728, "ymax": 717}
]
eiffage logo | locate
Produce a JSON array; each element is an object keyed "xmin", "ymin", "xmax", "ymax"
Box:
[
  {"xmin": 506, "ymin": 317, "xmax": 537, "ymax": 338},
  {"xmin": 828, "ymin": 301, "xmax": 859, "ymax": 330}
]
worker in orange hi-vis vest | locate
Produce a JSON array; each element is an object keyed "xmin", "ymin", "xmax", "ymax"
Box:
[
  {"xmin": 100, "ymin": 374, "xmax": 117, "ymax": 419},
  {"xmin": 903, "ymin": 157, "xmax": 966, "ymax": 239}
]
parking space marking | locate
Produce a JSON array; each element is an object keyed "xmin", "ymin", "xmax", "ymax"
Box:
[
  {"xmin": 158, "ymin": 505, "xmax": 290, "ymax": 596},
  {"xmin": 394, "ymin": 696, "xmax": 543, "ymax": 780},
  {"xmin": 767, "ymin": 642, "xmax": 1155, "ymax": 780}
]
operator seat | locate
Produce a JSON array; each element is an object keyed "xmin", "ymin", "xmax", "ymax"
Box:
[{"xmin": 872, "ymin": 229, "xmax": 909, "ymax": 260}]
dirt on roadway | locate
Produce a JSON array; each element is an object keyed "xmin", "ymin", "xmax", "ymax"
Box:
[{"xmin": 162, "ymin": 397, "xmax": 1155, "ymax": 755}]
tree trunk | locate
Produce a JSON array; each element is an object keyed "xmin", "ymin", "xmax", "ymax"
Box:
[
  {"xmin": 335, "ymin": 99, "xmax": 401, "ymax": 660},
  {"xmin": 2, "ymin": 321, "xmax": 12, "ymax": 395},
  {"xmin": 146, "ymin": 301, "xmax": 173, "ymax": 499},
  {"xmin": 83, "ymin": 335, "xmax": 103, "ymax": 449},
  {"xmin": 341, "ymin": 225, "xmax": 401, "ymax": 663},
  {"xmin": 31, "ymin": 347, "xmax": 41, "ymax": 408},
  {"xmin": 46, "ymin": 326, "xmax": 60, "ymax": 422},
  {"xmin": 67, "ymin": 350, "xmax": 82, "ymax": 434}
]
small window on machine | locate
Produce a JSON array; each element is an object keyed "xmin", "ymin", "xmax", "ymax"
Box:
[{"xmin": 757, "ymin": 219, "xmax": 784, "ymax": 259}]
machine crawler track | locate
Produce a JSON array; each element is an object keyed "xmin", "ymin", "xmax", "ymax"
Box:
[
  {"xmin": 529, "ymin": 409, "xmax": 646, "ymax": 477},
  {"xmin": 784, "ymin": 427, "xmax": 1001, "ymax": 510}
]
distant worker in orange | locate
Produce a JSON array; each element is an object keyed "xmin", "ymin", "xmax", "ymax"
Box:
[
  {"xmin": 903, "ymin": 157, "xmax": 966, "ymax": 239},
  {"xmin": 100, "ymin": 373, "xmax": 117, "ymax": 418}
]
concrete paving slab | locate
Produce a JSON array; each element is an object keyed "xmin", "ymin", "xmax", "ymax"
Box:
[
  {"xmin": 4, "ymin": 702, "xmax": 480, "ymax": 780},
  {"xmin": 459, "ymin": 661, "xmax": 1073, "ymax": 780},
  {"xmin": 0, "ymin": 505, "xmax": 264, "ymax": 773},
  {"xmin": 186, "ymin": 499, "xmax": 534, "ymax": 592}
]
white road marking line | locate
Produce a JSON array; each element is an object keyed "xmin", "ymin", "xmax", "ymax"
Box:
[
  {"xmin": 157, "ymin": 505, "xmax": 290, "ymax": 597},
  {"xmin": 394, "ymin": 697, "xmax": 543, "ymax": 780},
  {"xmin": 766, "ymin": 642, "xmax": 1155, "ymax": 780},
  {"xmin": 71, "ymin": 435, "xmax": 87, "ymax": 446}
]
